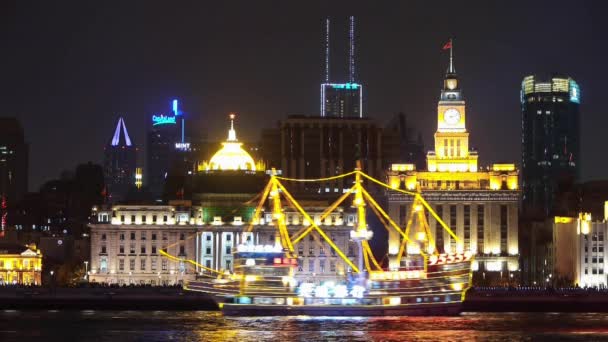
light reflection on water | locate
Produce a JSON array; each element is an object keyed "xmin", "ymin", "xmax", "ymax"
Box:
[{"xmin": 0, "ymin": 310, "xmax": 607, "ymax": 341}]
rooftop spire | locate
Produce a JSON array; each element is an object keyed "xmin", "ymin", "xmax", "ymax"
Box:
[
  {"xmin": 324, "ymin": 17, "xmax": 330, "ymax": 83},
  {"xmin": 110, "ymin": 117, "xmax": 132, "ymax": 147},
  {"xmin": 348, "ymin": 16, "xmax": 356, "ymax": 83},
  {"xmin": 446, "ymin": 38, "xmax": 455, "ymax": 74},
  {"xmin": 227, "ymin": 113, "xmax": 237, "ymax": 141}
]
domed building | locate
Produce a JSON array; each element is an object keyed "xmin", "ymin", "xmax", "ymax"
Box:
[
  {"xmin": 200, "ymin": 114, "xmax": 265, "ymax": 173},
  {"xmin": 192, "ymin": 115, "xmax": 268, "ymax": 218}
]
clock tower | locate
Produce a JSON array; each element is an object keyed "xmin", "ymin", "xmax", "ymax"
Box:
[{"xmin": 427, "ymin": 42, "xmax": 478, "ymax": 172}]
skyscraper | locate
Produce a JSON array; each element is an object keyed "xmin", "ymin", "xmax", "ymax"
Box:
[
  {"xmin": 146, "ymin": 99, "xmax": 182, "ymax": 200},
  {"xmin": 0, "ymin": 118, "xmax": 28, "ymax": 233},
  {"xmin": 320, "ymin": 16, "xmax": 363, "ymax": 118},
  {"xmin": 521, "ymin": 75, "xmax": 580, "ymax": 217},
  {"xmin": 103, "ymin": 117, "xmax": 136, "ymax": 202}
]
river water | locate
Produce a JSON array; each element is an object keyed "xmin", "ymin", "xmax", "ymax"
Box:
[{"xmin": 0, "ymin": 310, "xmax": 607, "ymax": 341}]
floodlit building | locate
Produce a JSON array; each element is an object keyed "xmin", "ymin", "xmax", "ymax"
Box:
[
  {"xmin": 89, "ymin": 115, "xmax": 358, "ymax": 285},
  {"xmin": 521, "ymin": 75, "xmax": 581, "ymax": 218},
  {"xmin": 553, "ymin": 209, "xmax": 608, "ymax": 287},
  {"xmin": 0, "ymin": 243, "xmax": 42, "ymax": 285},
  {"xmin": 386, "ymin": 44, "xmax": 520, "ymax": 285}
]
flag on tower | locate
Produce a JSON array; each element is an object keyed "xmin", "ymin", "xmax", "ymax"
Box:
[{"xmin": 443, "ymin": 39, "xmax": 452, "ymax": 50}]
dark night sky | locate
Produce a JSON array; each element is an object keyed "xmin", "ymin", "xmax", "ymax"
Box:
[{"xmin": 1, "ymin": 1, "xmax": 607, "ymax": 190}]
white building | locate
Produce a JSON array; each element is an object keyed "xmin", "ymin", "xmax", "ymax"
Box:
[
  {"xmin": 554, "ymin": 213, "xmax": 607, "ymax": 287},
  {"xmin": 89, "ymin": 204, "xmax": 358, "ymax": 285}
]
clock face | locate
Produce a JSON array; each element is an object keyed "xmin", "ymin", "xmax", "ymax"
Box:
[{"xmin": 444, "ymin": 108, "xmax": 461, "ymax": 125}]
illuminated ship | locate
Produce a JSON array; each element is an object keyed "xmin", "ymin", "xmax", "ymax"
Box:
[{"xmin": 182, "ymin": 164, "xmax": 473, "ymax": 316}]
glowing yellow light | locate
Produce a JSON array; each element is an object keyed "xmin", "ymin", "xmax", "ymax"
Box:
[
  {"xmin": 416, "ymin": 231, "xmax": 426, "ymax": 241},
  {"xmin": 244, "ymin": 275, "xmax": 257, "ymax": 282},
  {"xmin": 451, "ymin": 282, "xmax": 463, "ymax": 291},
  {"xmin": 205, "ymin": 114, "xmax": 257, "ymax": 171},
  {"xmin": 555, "ymin": 216, "xmax": 573, "ymax": 223},
  {"xmin": 388, "ymin": 297, "xmax": 401, "ymax": 305},
  {"xmin": 391, "ymin": 164, "xmax": 415, "ymax": 172},
  {"xmin": 580, "ymin": 212, "xmax": 591, "ymax": 235},
  {"xmin": 492, "ymin": 164, "xmax": 515, "ymax": 171}
]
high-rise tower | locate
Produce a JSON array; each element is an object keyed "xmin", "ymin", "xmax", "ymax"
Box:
[
  {"xmin": 427, "ymin": 40, "xmax": 478, "ymax": 173},
  {"xmin": 103, "ymin": 117, "xmax": 137, "ymax": 202},
  {"xmin": 521, "ymin": 75, "xmax": 581, "ymax": 217},
  {"xmin": 320, "ymin": 16, "xmax": 363, "ymax": 118}
]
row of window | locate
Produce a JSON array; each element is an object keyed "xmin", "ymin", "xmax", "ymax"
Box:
[
  {"xmin": 296, "ymin": 259, "xmax": 338, "ymax": 273},
  {"xmin": 100, "ymin": 245, "xmax": 186, "ymax": 255},
  {"xmin": 101, "ymin": 232, "xmax": 186, "ymax": 241},
  {"xmin": 97, "ymin": 257, "xmax": 185, "ymax": 273}
]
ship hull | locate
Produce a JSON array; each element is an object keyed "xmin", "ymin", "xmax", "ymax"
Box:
[{"xmin": 222, "ymin": 301, "xmax": 462, "ymax": 316}]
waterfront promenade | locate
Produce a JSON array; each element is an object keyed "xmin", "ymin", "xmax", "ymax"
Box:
[{"xmin": 1, "ymin": 285, "xmax": 608, "ymax": 312}]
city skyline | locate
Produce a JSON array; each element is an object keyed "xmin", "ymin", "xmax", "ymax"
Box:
[{"xmin": 1, "ymin": 1, "xmax": 606, "ymax": 190}]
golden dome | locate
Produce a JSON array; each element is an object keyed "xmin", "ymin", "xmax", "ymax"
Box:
[{"xmin": 206, "ymin": 114, "xmax": 257, "ymax": 171}]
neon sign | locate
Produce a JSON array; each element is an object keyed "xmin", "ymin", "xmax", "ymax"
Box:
[
  {"xmin": 569, "ymin": 80, "xmax": 580, "ymax": 104},
  {"xmin": 173, "ymin": 99, "xmax": 180, "ymax": 116},
  {"xmin": 152, "ymin": 114, "xmax": 176, "ymax": 126},
  {"xmin": 175, "ymin": 142, "xmax": 190, "ymax": 150}
]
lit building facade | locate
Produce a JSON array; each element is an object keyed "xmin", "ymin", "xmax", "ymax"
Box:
[
  {"xmin": 88, "ymin": 204, "xmax": 199, "ymax": 286},
  {"xmin": 521, "ymin": 75, "xmax": 580, "ymax": 218},
  {"xmin": 321, "ymin": 83, "xmax": 363, "ymax": 118},
  {"xmin": 386, "ymin": 49, "xmax": 520, "ymax": 284},
  {"xmin": 553, "ymin": 212, "xmax": 607, "ymax": 287},
  {"xmin": 103, "ymin": 117, "xmax": 137, "ymax": 202},
  {"xmin": 89, "ymin": 204, "xmax": 359, "ymax": 285},
  {"xmin": 89, "ymin": 117, "xmax": 358, "ymax": 285},
  {"xmin": 0, "ymin": 243, "xmax": 42, "ymax": 285}
]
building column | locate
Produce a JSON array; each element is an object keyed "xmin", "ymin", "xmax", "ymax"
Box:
[
  {"xmin": 299, "ymin": 125, "xmax": 305, "ymax": 179},
  {"xmin": 281, "ymin": 124, "xmax": 287, "ymax": 174}
]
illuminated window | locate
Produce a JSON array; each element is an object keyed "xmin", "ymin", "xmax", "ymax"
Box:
[
  {"xmin": 162, "ymin": 259, "xmax": 168, "ymax": 271},
  {"xmin": 119, "ymin": 259, "xmax": 124, "ymax": 271},
  {"xmin": 309, "ymin": 260, "xmax": 315, "ymax": 272},
  {"xmin": 320, "ymin": 260, "xmax": 326, "ymax": 273},
  {"xmin": 100, "ymin": 257, "xmax": 107, "ymax": 272},
  {"xmin": 151, "ymin": 258, "xmax": 157, "ymax": 271}
]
